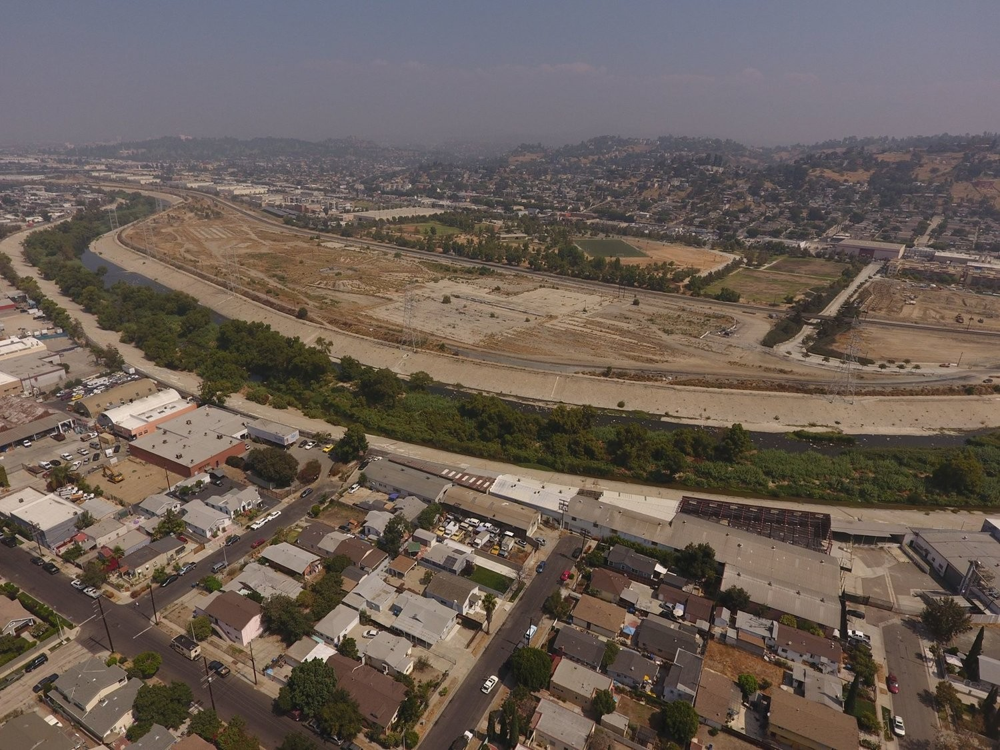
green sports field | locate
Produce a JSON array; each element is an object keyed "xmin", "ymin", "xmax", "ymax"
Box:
[{"xmin": 574, "ymin": 238, "xmax": 647, "ymax": 258}]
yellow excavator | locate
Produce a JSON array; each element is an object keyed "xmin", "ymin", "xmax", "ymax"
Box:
[{"xmin": 102, "ymin": 464, "xmax": 124, "ymax": 484}]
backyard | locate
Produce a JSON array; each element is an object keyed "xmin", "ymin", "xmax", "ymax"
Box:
[{"xmin": 468, "ymin": 566, "xmax": 513, "ymax": 593}]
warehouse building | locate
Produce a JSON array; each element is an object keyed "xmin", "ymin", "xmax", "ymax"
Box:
[
  {"xmin": 97, "ymin": 388, "xmax": 195, "ymax": 439},
  {"xmin": 127, "ymin": 406, "xmax": 248, "ymax": 477},
  {"xmin": 364, "ymin": 460, "xmax": 451, "ymax": 503},
  {"xmin": 246, "ymin": 417, "xmax": 299, "ymax": 447},
  {"xmin": 440, "ymin": 485, "xmax": 540, "ymax": 538},
  {"xmin": 0, "ymin": 348, "xmax": 66, "ymax": 393},
  {"xmin": 906, "ymin": 527, "xmax": 1000, "ymax": 591},
  {"xmin": 825, "ymin": 236, "xmax": 905, "ymax": 261},
  {"xmin": 76, "ymin": 378, "xmax": 158, "ymax": 418},
  {"xmin": 0, "ymin": 399, "xmax": 74, "ymax": 451},
  {"xmin": 0, "ymin": 487, "xmax": 84, "ymax": 550}
]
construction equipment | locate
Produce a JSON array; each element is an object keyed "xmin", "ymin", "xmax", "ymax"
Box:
[{"xmin": 102, "ymin": 465, "xmax": 124, "ymax": 484}]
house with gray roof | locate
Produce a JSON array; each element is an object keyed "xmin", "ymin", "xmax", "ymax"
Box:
[
  {"xmin": 343, "ymin": 573, "xmax": 398, "ymax": 614},
  {"xmin": 0, "ymin": 711, "xmax": 76, "ymax": 750},
  {"xmin": 50, "ymin": 656, "xmax": 142, "ymax": 740},
  {"xmin": 363, "ymin": 510, "xmax": 394, "ymax": 539},
  {"xmin": 606, "ymin": 544, "xmax": 663, "ymax": 581},
  {"xmin": 635, "ymin": 614, "xmax": 700, "ymax": 662},
  {"xmin": 119, "ymin": 536, "xmax": 185, "ymax": 579},
  {"xmin": 137, "ymin": 493, "xmax": 183, "ymax": 519},
  {"xmin": 180, "ymin": 499, "xmax": 230, "ymax": 538},
  {"xmin": 550, "ymin": 658, "xmax": 613, "ymax": 710},
  {"xmin": 261, "ymin": 542, "xmax": 321, "ymax": 578},
  {"xmin": 420, "ymin": 542, "xmax": 475, "ymax": 575},
  {"xmin": 0, "ymin": 597, "xmax": 35, "ymax": 636},
  {"xmin": 79, "ymin": 496, "xmax": 119, "ymax": 522},
  {"xmin": 203, "ymin": 486, "xmax": 258, "ymax": 519},
  {"xmin": 552, "ymin": 626, "xmax": 605, "ymax": 670},
  {"xmin": 128, "ymin": 724, "xmax": 178, "ymax": 749},
  {"xmin": 314, "ymin": 604, "xmax": 360, "ymax": 646},
  {"xmin": 81, "ymin": 516, "xmax": 129, "ymax": 550},
  {"xmin": 223, "ymin": 561, "xmax": 303, "ymax": 600},
  {"xmin": 391, "ymin": 591, "xmax": 457, "ymax": 647},
  {"xmin": 662, "ymin": 649, "xmax": 702, "ymax": 702},
  {"xmin": 424, "ymin": 571, "xmax": 480, "ymax": 615},
  {"xmin": 607, "ymin": 648, "xmax": 660, "ymax": 691},
  {"xmin": 392, "ymin": 495, "xmax": 427, "ymax": 523},
  {"xmin": 531, "ymin": 697, "xmax": 594, "ymax": 750},
  {"xmin": 360, "ymin": 631, "xmax": 414, "ymax": 676}
]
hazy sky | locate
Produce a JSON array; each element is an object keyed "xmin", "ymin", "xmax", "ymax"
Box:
[{"xmin": 3, "ymin": 1, "xmax": 999, "ymax": 147}]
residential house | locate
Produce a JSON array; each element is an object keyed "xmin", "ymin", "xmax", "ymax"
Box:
[
  {"xmin": 607, "ymin": 648, "xmax": 659, "ymax": 692},
  {"xmin": 343, "ymin": 573, "xmax": 399, "ymax": 615},
  {"xmin": 606, "ymin": 544, "xmax": 663, "ymax": 583},
  {"xmin": 662, "ymin": 649, "xmax": 702, "ymax": 703},
  {"xmin": 656, "ymin": 584, "xmax": 715, "ymax": 630},
  {"xmin": 552, "ymin": 626, "xmax": 605, "ymax": 671},
  {"xmin": 81, "ymin": 517, "xmax": 129, "ymax": 550},
  {"xmin": 771, "ymin": 623, "xmax": 843, "ymax": 676},
  {"xmin": 790, "ymin": 664, "xmax": 844, "ymax": 711},
  {"xmin": 0, "ymin": 597, "xmax": 35, "ymax": 636},
  {"xmin": 79, "ymin": 497, "xmax": 119, "ymax": 522},
  {"xmin": 173, "ymin": 736, "xmax": 215, "ymax": 750},
  {"xmin": 391, "ymin": 590, "xmax": 457, "ymax": 647},
  {"xmin": 119, "ymin": 536, "xmax": 185, "ymax": 580},
  {"xmin": 180, "ymin": 500, "xmax": 230, "ymax": 538},
  {"xmin": 195, "ymin": 590, "xmax": 264, "ymax": 646},
  {"xmin": 136, "ymin": 493, "xmax": 183, "ymax": 519},
  {"xmin": 117, "ymin": 529, "xmax": 150, "ymax": 557},
  {"xmin": 550, "ymin": 658, "xmax": 612, "ymax": 710},
  {"xmin": 285, "ymin": 637, "xmax": 338, "ymax": 668},
  {"xmin": 419, "ymin": 541, "xmax": 475, "ymax": 575},
  {"xmin": 294, "ymin": 521, "xmax": 341, "ymax": 558},
  {"xmin": 260, "ymin": 543, "xmax": 321, "ymax": 578},
  {"xmin": 203, "ymin": 486, "xmax": 258, "ymax": 519},
  {"xmin": 363, "ymin": 510, "xmax": 394, "ymax": 539},
  {"xmin": 571, "ymin": 595, "xmax": 625, "ymax": 639},
  {"xmin": 327, "ymin": 653, "xmax": 408, "ymax": 732},
  {"xmin": 0, "ymin": 711, "xmax": 76, "ymax": 750},
  {"xmin": 360, "ymin": 631, "xmax": 414, "ymax": 676},
  {"xmin": 391, "ymin": 495, "xmax": 427, "ymax": 523},
  {"xmin": 531, "ymin": 697, "xmax": 595, "ymax": 750},
  {"xmin": 49, "ymin": 656, "xmax": 142, "ymax": 740},
  {"xmin": 694, "ymin": 669, "xmax": 740, "ymax": 729},
  {"xmin": 410, "ymin": 528, "xmax": 436, "ymax": 550},
  {"xmin": 588, "ymin": 569, "xmax": 631, "ymax": 604},
  {"xmin": 341, "ymin": 565, "xmax": 367, "ymax": 592},
  {"xmin": 314, "ymin": 604, "xmax": 360, "ymax": 647},
  {"xmin": 424, "ymin": 572, "xmax": 480, "ymax": 615},
  {"xmin": 767, "ymin": 688, "xmax": 859, "ymax": 750},
  {"xmin": 0, "ymin": 488, "xmax": 86, "ymax": 550},
  {"xmin": 129, "ymin": 724, "xmax": 179, "ymax": 750},
  {"xmin": 387, "ymin": 555, "xmax": 417, "ymax": 580},
  {"xmin": 600, "ymin": 712, "xmax": 629, "ymax": 738},
  {"xmin": 620, "ymin": 581, "xmax": 660, "ymax": 615},
  {"xmin": 222, "ymin": 561, "xmax": 303, "ymax": 601},
  {"xmin": 634, "ymin": 614, "xmax": 700, "ymax": 662},
  {"xmin": 332, "ymin": 537, "xmax": 388, "ymax": 572}
]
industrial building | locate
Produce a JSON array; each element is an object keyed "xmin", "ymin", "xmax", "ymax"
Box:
[
  {"xmin": 363, "ymin": 460, "xmax": 451, "ymax": 503},
  {"xmin": 0, "ymin": 348, "xmax": 66, "ymax": 393},
  {"xmin": 0, "ymin": 396, "xmax": 74, "ymax": 451},
  {"xmin": 127, "ymin": 405, "xmax": 248, "ymax": 477},
  {"xmin": 75, "ymin": 378, "xmax": 158, "ymax": 418},
  {"xmin": 906, "ymin": 527, "xmax": 1000, "ymax": 592},
  {"xmin": 97, "ymin": 388, "xmax": 195, "ymax": 439},
  {"xmin": 825, "ymin": 236, "xmax": 905, "ymax": 261},
  {"xmin": 439, "ymin": 484, "xmax": 540, "ymax": 538},
  {"xmin": 246, "ymin": 417, "xmax": 299, "ymax": 447}
]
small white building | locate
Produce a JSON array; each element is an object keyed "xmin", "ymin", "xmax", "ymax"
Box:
[{"xmin": 181, "ymin": 500, "xmax": 230, "ymax": 538}]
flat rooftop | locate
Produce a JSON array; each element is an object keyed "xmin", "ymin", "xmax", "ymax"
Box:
[{"xmin": 130, "ymin": 406, "xmax": 247, "ymax": 468}]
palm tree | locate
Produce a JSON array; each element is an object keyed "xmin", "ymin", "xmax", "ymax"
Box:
[{"xmin": 483, "ymin": 593, "xmax": 497, "ymax": 634}]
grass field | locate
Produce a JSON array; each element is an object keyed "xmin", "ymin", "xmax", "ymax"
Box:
[
  {"xmin": 575, "ymin": 237, "xmax": 647, "ymax": 258},
  {"xmin": 767, "ymin": 257, "xmax": 848, "ymax": 279},
  {"xmin": 401, "ymin": 221, "xmax": 462, "ymax": 237},
  {"xmin": 705, "ymin": 268, "xmax": 826, "ymax": 304},
  {"xmin": 469, "ymin": 566, "xmax": 513, "ymax": 593}
]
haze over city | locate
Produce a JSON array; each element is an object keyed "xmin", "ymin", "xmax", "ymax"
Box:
[{"xmin": 3, "ymin": 0, "xmax": 1000, "ymax": 147}]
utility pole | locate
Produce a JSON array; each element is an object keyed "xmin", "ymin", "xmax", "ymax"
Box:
[
  {"xmin": 248, "ymin": 639, "xmax": 258, "ymax": 685},
  {"xmin": 201, "ymin": 657, "xmax": 217, "ymax": 712},
  {"xmin": 96, "ymin": 596, "xmax": 115, "ymax": 653},
  {"xmin": 148, "ymin": 582, "xmax": 160, "ymax": 624}
]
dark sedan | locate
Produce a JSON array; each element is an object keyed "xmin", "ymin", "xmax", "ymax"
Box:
[
  {"xmin": 29, "ymin": 556, "xmax": 45, "ymax": 566},
  {"xmin": 225, "ymin": 535, "xmax": 241, "ymax": 547},
  {"xmin": 160, "ymin": 574, "xmax": 180, "ymax": 588},
  {"xmin": 42, "ymin": 562, "xmax": 60, "ymax": 575}
]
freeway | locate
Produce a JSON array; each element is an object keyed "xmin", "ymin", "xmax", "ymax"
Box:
[{"xmin": 420, "ymin": 534, "xmax": 580, "ymax": 749}]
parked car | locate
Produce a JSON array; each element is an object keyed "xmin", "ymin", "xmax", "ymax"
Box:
[
  {"xmin": 21, "ymin": 440, "xmax": 31, "ymax": 448},
  {"xmin": 60, "ymin": 453, "xmax": 72, "ymax": 461},
  {"xmin": 78, "ymin": 448, "xmax": 89, "ymax": 456},
  {"xmin": 304, "ymin": 441, "xmax": 317, "ymax": 450},
  {"xmin": 560, "ymin": 570, "xmax": 571, "ymax": 582},
  {"xmin": 887, "ymin": 674, "xmax": 899, "ymax": 694},
  {"xmin": 347, "ymin": 483, "xmax": 360, "ymax": 494},
  {"xmin": 31, "ymin": 673, "xmax": 58, "ymax": 693},
  {"xmin": 176, "ymin": 535, "xmax": 188, "ymax": 543},
  {"xmin": 481, "ymin": 675, "xmax": 499, "ymax": 694},
  {"xmin": 38, "ymin": 461, "xmax": 52, "ymax": 470},
  {"xmin": 536, "ymin": 561, "xmax": 546, "ymax": 574},
  {"xmin": 161, "ymin": 574, "xmax": 180, "ymax": 588},
  {"xmin": 363, "ymin": 629, "xmax": 379, "ymax": 639},
  {"xmin": 29, "ymin": 556, "xmax": 45, "ymax": 566},
  {"xmin": 83, "ymin": 587, "xmax": 102, "ymax": 599},
  {"xmin": 265, "ymin": 510, "xmax": 281, "ymax": 522},
  {"xmin": 892, "ymin": 716, "xmax": 905, "ymax": 737},
  {"xmin": 1, "ymin": 536, "xmax": 17, "ymax": 548},
  {"xmin": 42, "ymin": 562, "xmax": 59, "ymax": 575},
  {"xmin": 251, "ymin": 538, "xmax": 267, "ymax": 549},
  {"xmin": 300, "ymin": 488, "xmax": 313, "ymax": 499},
  {"xmin": 208, "ymin": 660, "xmax": 231, "ymax": 677},
  {"xmin": 24, "ymin": 654, "xmax": 48, "ymax": 673},
  {"xmin": 225, "ymin": 535, "xmax": 241, "ymax": 547},
  {"xmin": 70, "ymin": 461, "xmax": 81, "ymax": 470},
  {"xmin": 322, "ymin": 444, "xmax": 334, "ymax": 453},
  {"xmin": 571, "ymin": 546, "xmax": 583, "ymax": 559},
  {"xmin": 178, "ymin": 563, "xmax": 197, "ymax": 575},
  {"xmin": 70, "ymin": 579, "xmax": 85, "ymax": 590}
]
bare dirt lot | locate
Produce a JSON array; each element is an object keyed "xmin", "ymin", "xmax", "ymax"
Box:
[
  {"xmin": 624, "ymin": 237, "xmax": 733, "ymax": 270},
  {"xmin": 864, "ymin": 278, "xmax": 1000, "ymax": 332},
  {"xmin": 704, "ymin": 640, "xmax": 784, "ymax": 687}
]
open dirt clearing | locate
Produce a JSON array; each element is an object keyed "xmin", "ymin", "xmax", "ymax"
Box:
[
  {"xmin": 843, "ymin": 325, "xmax": 1000, "ymax": 371},
  {"xmin": 767, "ymin": 257, "xmax": 847, "ymax": 279},
  {"xmin": 623, "ymin": 237, "xmax": 733, "ymax": 270},
  {"xmin": 704, "ymin": 640, "xmax": 784, "ymax": 686},
  {"xmin": 864, "ymin": 278, "xmax": 1000, "ymax": 332}
]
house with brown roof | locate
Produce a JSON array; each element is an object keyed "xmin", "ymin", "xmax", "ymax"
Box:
[
  {"xmin": 326, "ymin": 653, "xmax": 408, "ymax": 732},
  {"xmin": 656, "ymin": 584, "xmax": 715, "ymax": 631},
  {"xmin": 195, "ymin": 590, "xmax": 263, "ymax": 646},
  {"xmin": 0, "ymin": 596, "xmax": 35, "ymax": 636},
  {"xmin": 387, "ymin": 555, "xmax": 417, "ymax": 580},
  {"xmin": 694, "ymin": 669, "xmax": 740, "ymax": 729},
  {"xmin": 767, "ymin": 688, "xmax": 859, "ymax": 750},
  {"xmin": 333, "ymin": 537, "xmax": 389, "ymax": 572},
  {"xmin": 588, "ymin": 569, "xmax": 631, "ymax": 603},
  {"xmin": 571, "ymin": 595, "xmax": 625, "ymax": 639},
  {"xmin": 771, "ymin": 623, "xmax": 843, "ymax": 676}
]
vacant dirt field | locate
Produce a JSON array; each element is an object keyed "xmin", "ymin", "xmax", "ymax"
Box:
[
  {"xmin": 625, "ymin": 237, "xmax": 733, "ymax": 270},
  {"xmin": 767, "ymin": 257, "xmax": 847, "ymax": 280},
  {"xmin": 844, "ymin": 325, "xmax": 1000, "ymax": 371},
  {"xmin": 706, "ymin": 268, "xmax": 828, "ymax": 304},
  {"xmin": 704, "ymin": 640, "xmax": 784, "ymax": 687},
  {"xmin": 864, "ymin": 278, "xmax": 1000, "ymax": 332}
]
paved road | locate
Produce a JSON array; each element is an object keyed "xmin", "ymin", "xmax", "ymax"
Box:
[
  {"xmin": 420, "ymin": 534, "xmax": 580, "ymax": 749},
  {"xmin": 883, "ymin": 620, "xmax": 937, "ymax": 748}
]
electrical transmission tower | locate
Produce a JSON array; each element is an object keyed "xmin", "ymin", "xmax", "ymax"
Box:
[
  {"xmin": 401, "ymin": 287, "xmax": 417, "ymax": 350},
  {"xmin": 141, "ymin": 221, "xmax": 154, "ymax": 260},
  {"xmin": 107, "ymin": 206, "xmax": 119, "ymax": 232}
]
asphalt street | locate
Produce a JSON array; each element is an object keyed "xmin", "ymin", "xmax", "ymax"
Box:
[
  {"xmin": 883, "ymin": 620, "xmax": 937, "ymax": 748},
  {"xmin": 420, "ymin": 534, "xmax": 580, "ymax": 749}
]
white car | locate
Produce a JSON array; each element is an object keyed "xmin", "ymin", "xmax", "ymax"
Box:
[
  {"xmin": 304, "ymin": 441, "xmax": 316, "ymax": 450},
  {"xmin": 78, "ymin": 448, "xmax": 89, "ymax": 456},
  {"xmin": 60, "ymin": 453, "xmax": 72, "ymax": 461},
  {"xmin": 265, "ymin": 510, "xmax": 281, "ymax": 522},
  {"xmin": 249, "ymin": 518, "xmax": 267, "ymax": 531},
  {"xmin": 21, "ymin": 440, "xmax": 31, "ymax": 448},
  {"xmin": 83, "ymin": 587, "xmax": 102, "ymax": 599},
  {"xmin": 70, "ymin": 579, "xmax": 85, "ymax": 590},
  {"xmin": 363, "ymin": 629, "xmax": 379, "ymax": 639},
  {"xmin": 481, "ymin": 675, "xmax": 499, "ymax": 694},
  {"xmin": 348, "ymin": 483, "xmax": 360, "ymax": 494},
  {"xmin": 70, "ymin": 461, "xmax": 81, "ymax": 470},
  {"xmin": 892, "ymin": 716, "xmax": 905, "ymax": 737},
  {"xmin": 39, "ymin": 461, "xmax": 52, "ymax": 470}
]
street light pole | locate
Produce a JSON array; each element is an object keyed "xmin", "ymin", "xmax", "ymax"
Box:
[{"xmin": 96, "ymin": 596, "xmax": 115, "ymax": 653}]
